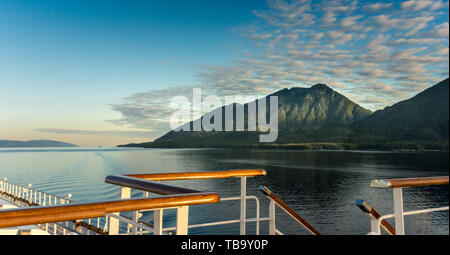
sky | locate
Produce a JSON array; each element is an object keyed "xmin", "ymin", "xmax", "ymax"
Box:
[{"xmin": 0, "ymin": 0, "xmax": 449, "ymax": 147}]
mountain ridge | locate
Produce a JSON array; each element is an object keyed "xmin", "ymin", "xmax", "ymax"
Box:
[
  {"xmin": 118, "ymin": 78, "xmax": 449, "ymax": 150},
  {"xmin": 0, "ymin": 139, "xmax": 78, "ymax": 148}
]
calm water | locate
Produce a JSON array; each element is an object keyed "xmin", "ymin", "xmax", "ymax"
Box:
[{"xmin": 0, "ymin": 147, "xmax": 448, "ymax": 235}]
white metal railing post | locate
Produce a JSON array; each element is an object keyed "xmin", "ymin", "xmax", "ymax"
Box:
[
  {"xmin": 109, "ymin": 216, "xmax": 119, "ymax": 235},
  {"xmin": 109, "ymin": 187, "xmax": 131, "ymax": 235},
  {"xmin": 393, "ymin": 188, "xmax": 405, "ymax": 235},
  {"xmin": 176, "ymin": 206, "xmax": 189, "ymax": 235},
  {"xmin": 153, "ymin": 209, "xmax": 164, "ymax": 235},
  {"xmin": 370, "ymin": 218, "xmax": 381, "ymax": 234},
  {"xmin": 255, "ymin": 196, "xmax": 260, "ymax": 235},
  {"xmin": 121, "ymin": 186, "xmax": 131, "ymax": 198},
  {"xmin": 240, "ymin": 176, "xmax": 247, "ymax": 235},
  {"xmin": 269, "ymin": 200, "xmax": 276, "ymax": 235},
  {"xmin": 131, "ymin": 211, "xmax": 138, "ymax": 235}
]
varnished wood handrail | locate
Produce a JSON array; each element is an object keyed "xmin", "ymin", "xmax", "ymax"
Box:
[
  {"xmin": 371, "ymin": 176, "xmax": 449, "ymax": 188},
  {"xmin": 355, "ymin": 199, "xmax": 396, "ymax": 235},
  {"xmin": 0, "ymin": 192, "xmax": 219, "ymax": 228},
  {"xmin": 259, "ymin": 185, "xmax": 320, "ymax": 235},
  {"xmin": 125, "ymin": 169, "xmax": 266, "ymax": 181}
]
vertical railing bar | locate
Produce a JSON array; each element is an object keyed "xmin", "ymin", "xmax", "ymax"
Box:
[
  {"xmin": 176, "ymin": 206, "xmax": 189, "ymax": 235},
  {"xmin": 393, "ymin": 188, "xmax": 405, "ymax": 235},
  {"xmin": 154, "ymin": 209, "xmax": 163, "ymax": 235},
  {"xmin": 240, "ymin": 176, "xmax": 247, "ymax": 235},
  {"xmin": 255, "ymin": 196, "xmax": 260, "ymax": 235},
  {"xmin": 268, "ymin": 200, "xmax": 276, "ymax": 235}
]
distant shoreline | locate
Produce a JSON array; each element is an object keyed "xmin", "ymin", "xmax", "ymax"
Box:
[
  {"xmin": 118, "ymin": 141, "xmax": 449, "ymax": 152},
  {"xmin": 0, "ymin": 139, "xmax": 78, "ymax": 148}
]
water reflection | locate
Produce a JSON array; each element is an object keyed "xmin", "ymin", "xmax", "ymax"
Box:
[{"xmin": 0, "ymin": 148, "xmax": 447, "ymax": 235}]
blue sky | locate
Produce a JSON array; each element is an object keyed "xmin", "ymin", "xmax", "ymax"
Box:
[{"xmin": 1, "ymin": 0, "xmax": 449, "ymax": 146}]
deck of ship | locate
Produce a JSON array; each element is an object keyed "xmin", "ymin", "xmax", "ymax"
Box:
[{"xmin": 0, "ymin": 173, "xmax": 448, "ymax": 235}]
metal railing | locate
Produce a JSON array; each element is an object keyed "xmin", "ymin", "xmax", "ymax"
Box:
[
  {"xmin": 105, "ymin": 169, "xmax": 268, "ymax": 235},
  {"xmin": 0, "ymin": 178, "xmax": 81, "ymax": 235},
  {"xmin": 0, "ymin": 169, "xmax": 269, "ymax": 235},
  {"xmin": 356, "ymin": 176, "xmax": 449, "ymax": 235},
  {"xmin": 4, "ymin": 173, "xmax": 448, "ymax": 235},
  {"xmin": 258, "ymin": 185, "xmax": 320, "ymax": 235},
  {"xmin": 0, "ymin": 178, "xmax": 72, "ymax": 206},
  {"xmin": 0, "ymin": 177, "xmax": 219, "ymax": 235},
  {"xmin": 355, "ymin": 199, "xmax": 396, "ymax": 235}
]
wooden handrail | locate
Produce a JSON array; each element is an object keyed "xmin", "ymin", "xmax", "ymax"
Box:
[
  {"xmin": 259, "ymin": 185, "xmax": 320, "ymax": 235},
  {"xmin": 371, "ymin": 176, "xmax": 449, "ymax": 188},
  {"xmin": 355, "ymin": 199, "xmax": 396, "ymax": 235},
  {"xmin": 125, "ymin": 169, "xmax": 266, "ymax": 181},
  {"xmin": 0, "ymin": 170, "xmax": 266, "ymax": 231},
  {"xmin": 105, "ymin": 175, "xmax": 201, "ymax": 195},
  {"xmin": 0, "ymin": 192, "xmax": 219, "ymax": 228}
]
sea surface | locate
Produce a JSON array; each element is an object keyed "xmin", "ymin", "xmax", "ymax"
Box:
[{"xmin": 0, "ymin": 147, "xmax": 448, "ymax": 235}]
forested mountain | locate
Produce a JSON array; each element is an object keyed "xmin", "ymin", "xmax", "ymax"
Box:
[
  {"xmin": 119, "ymin": 78, "xmax": 449, "ymax": 150},
  {"xmin": 347, "ymin": 78, "xmax": 449, "ymax": 149}
]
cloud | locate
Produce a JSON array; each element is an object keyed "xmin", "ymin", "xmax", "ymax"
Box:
[
  {"xmin": 366, "ymin": 34, "xmax": 389, "ymax": 50},
  {"xmin": 340, "ymin": 15, "xmax": 362, "ymax": 27},
  {"xmin": 321, "ymin": 11, "xmax": 337, "ymax": 26},
  {"xmin": 35, "ymin": 128, "xmax": 156, "ymax": 138},
  {"xmin": 328, "ymin": 31, "xmax": 353, "ymax": 44},
  {"xmin": 363, "ymin": 2, "xmax": 393, "ymax": 12},
  {"xmin": 313, "ymin": 32, "xmax": 325, "ymax": 40},
  {"xmin": 401, "ymin": 0, "xmax": 434, "ymax": 11},
  {"xmin": 390, "ymin": 38, "xmax": 443, "ymax": 46},
  {"xmin": 436, "ymin": 47, "xmax": 449, "ymax": 55},
  {"xmin": 250, "ymin": 33, "xmax": 273, "ymax": 40},
  {"xmin": 423, "ymin": 22, "xmax": 449, "ymax": 38},
  {"xmin": 109, "ymin": 0, "xmax": 449, "ymax": 131}
]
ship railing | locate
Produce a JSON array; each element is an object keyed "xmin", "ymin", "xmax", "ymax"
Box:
[
  {"xmin": 0, "ymin": 178, "xmax": 79, "ymax": 235},
  {"xmin": 258, "ymin": 185, "xmax": 320, "ymax": 235},
  {"xmin": 0, "ymin": 178, "xmax": 169, "ymax": 235},
  {"xmin": 106, "ymin": 169, "xmax": 268, "ymax": 235},
  {"xmin": 0, "ymin": 178, "xmax": 73, "ymax": 206},
  {"xmin": 357, "ymin": 176, "xmax": 449, "ymax": 235},
  {"xmin": 0, "ymin": 193, "xmax": 219, "ymax": 235},
  {"xmin": 0, "ymin": 169, "xmax": 267, "ymax": 235}
]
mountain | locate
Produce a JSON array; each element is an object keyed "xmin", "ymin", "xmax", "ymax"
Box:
[
  {"xmin": 275, "ymin": 84, "xmax": 372, "ymax": 129},
  {"xmin": 120, "ymin": 83, "xmax": 373, "ymax": 148},
  {"xmin": 119, "ymin": 78, "xmax": 449, "ymax": 150},
  {"xmin": 0, "ymin": 139, "xmax": 78, "ymax": 148},
  {"xmin": 347, "ymin": 78, "xmax": 449, "ymax": 149}
]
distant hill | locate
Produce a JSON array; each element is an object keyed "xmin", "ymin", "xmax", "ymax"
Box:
[
  {"xmin": 347, "ymin": 78, "xmax": 449, "ymax": 149},
  {"xmin": 142, "ymin": 83, "xmax": 372, "ymax": 147},
  {"xmin": 0, "ymin": 139, "xmax": 78, "ymax": 148},
  {"xmin": 120, "ymin": 83, "xmax": 372, "ymax": 148},
  {"xmin": 118, "ymin": 78, "xmax": 449, "ymax": 150}
]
